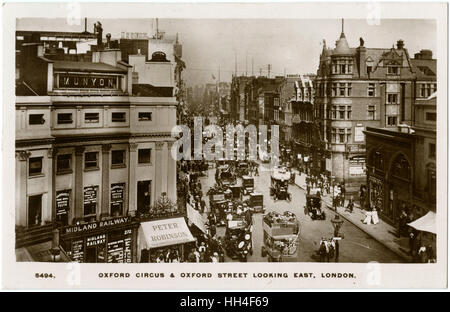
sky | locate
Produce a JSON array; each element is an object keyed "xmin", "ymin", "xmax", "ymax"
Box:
[{"xmin": 17, "ymin": 18, "xmax": 436, "ymax": 86}]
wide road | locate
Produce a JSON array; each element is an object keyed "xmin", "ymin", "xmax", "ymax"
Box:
[{"xmin": 198, "ymin": 162, "xmax": 403, "ymax": 263}]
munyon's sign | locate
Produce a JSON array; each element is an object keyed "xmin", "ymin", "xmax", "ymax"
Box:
[{"xmin": 58, "ymin": 74, "xmax": 119, "ymax": 89}]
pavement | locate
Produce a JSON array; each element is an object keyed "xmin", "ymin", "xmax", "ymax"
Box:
[{"xmin": 292, "ymin": 169, "xmax": 413, "ymax": 262}]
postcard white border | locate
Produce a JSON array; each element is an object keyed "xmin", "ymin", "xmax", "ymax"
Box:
[{"xmin": 1, "ymin": 1, "xmax": 448, "ymax": 290}]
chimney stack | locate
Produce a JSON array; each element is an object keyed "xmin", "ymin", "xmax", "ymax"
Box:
[{"xmin": 396, "ymin": 39, "xmax": 404, "ymax": 49}]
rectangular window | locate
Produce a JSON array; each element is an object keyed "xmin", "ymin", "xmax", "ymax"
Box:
[
  {"xmin": 429, "ymin": 143, "xmax": 436, "ymax": 159},
  {"xmin": 331, "ymin": 128, "xmax": 337, "ymax": 143},
  {"xmin": 339, "ymin": 106, "xmax": 345, "ymax": 119},
  {"xmin": 332, "ymin": 106, "xmax": 337, "ymax": 119},
  {"xmin": 340, "ymin": 64, "xmax": 346, "ymax": 74},
  {"xmin": 110, "ymin": 183, "xmax": 125, "ymax": 217},
  {"xmin": 420, "ymin": 84, "xmax": 426, "ymax": 97},
  {"xmin": 348, "ymin": 64, "xmax": 353, "ymax": 73},
  {"xmin": 138, "ymin": 149, "xmax": 151, "ymax": 164},
  {"xmin": 29, "ymin": 114, "xmax": 45, "ymax": 125},
  {"xmin": 111, "ymin": 150, "xmax": 125, "ymax": 167},
  {"xmin": 111, "ymin": 112, "xmax": 126, "ymax": 122},
  {"xmin": 84, "ymin": 152, "xmax": 99, "ymax": 169},
  {"xmin": 368, "ymin": 83, "xmax": 375, "ymax": 97},
  {"xmin": 388, "ymin": 66, "xmax": 399, "ymax": 75},
  {"xmin": 57, "ymin": 113, "xmax": 73, "ymax": 124},
  {"xmin": 347, "ymin": 83, "xmax": 352, "ymax": 96},
  {"xmin": 83, "ymin": 186, "xmax": 98, "ymax": 220},
  {"xmin": 332, "ymin": 83, "xmax": 337, "ymax": 96},
  {"xmin": 57, "ymin": 154, "xmax": 72, "ymax": 173},
  {"xmin": 28, "ymin": 194, "xmax": 42, "ymax": 226},
  {"xmin": 29, "ymin": 157, "xmax": 43, "ymax": 176},
  {"xmin": 138, "ymin": 112, "xmax": 152, "ymax": 121},
  {"xmin": 387, "ymin": 116, "xmax": 397, "ymax": 126},
  {"xmin": 425, "ymin": 112, "xmax": 436, "ymax": 121},
  {"xmin": 387, "ymin": 94, "xmax": 398, "ymax": 104},
  {"xmin": 339, "ymin": 83, "xmax": 346, "ymax": 96},
  {"xmin": 368, "ymin": 105, "xmax": 376, "ymax": 120},
  {"xmin": 85, "ymin": 112, "xmax": 100, "ymax": 123}
]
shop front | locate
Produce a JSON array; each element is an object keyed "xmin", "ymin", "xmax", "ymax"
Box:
[
  {"xmin": 138, "ymin": 217, "xmax": 195, "ymax": 263},
  {"xmin": 60, "ymin": 216, "xmax": 139, "ymax": 263}
]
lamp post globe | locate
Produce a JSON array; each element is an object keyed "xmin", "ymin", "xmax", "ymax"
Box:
[{"xmin": 331, "ymin": 214, "xmax": 344, "ymax": 238}]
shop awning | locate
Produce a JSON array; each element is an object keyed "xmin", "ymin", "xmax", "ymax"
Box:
[
  {"xmin": 139, "ymin": 217, "xmax": 195, "ymax": 249},
  {"xmin": 407, "ymin": 211, "xmax": 436, "ymax": 235},
  {"xmin": 187, "ymin": 203, "xmax": 207, "ymax": 233}
]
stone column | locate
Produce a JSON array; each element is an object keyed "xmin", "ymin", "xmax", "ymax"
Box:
[
  {"xmin": 101, "ymin": 144, "xmax": 111, "ymax": 219},
  {"xmin": 166, "ymin": 141, "xmax": 177, "ymax": 201},
  {"xmin": 47, "ymin": 148, "xmax": 57, "ymax": 222},
  {"xmin": 128, "ymin": 143, "xmax": 138, "ymax": 215},
  {"xmin": 16, "ymin": 151, "xmax": 30, "ymax": 227},
  {"xmin": 154, "ymin": 142, "xmax": 165, "ymax": 200},
  {"xmin": 74, "ymin": 146, "xmax": 85, "ymax": 223}
]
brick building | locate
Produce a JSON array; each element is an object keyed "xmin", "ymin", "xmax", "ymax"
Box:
[
  {"xmin": 364, "ymin": 48, "xmax": 436, "ymax": 225},
  {"xmin": 315, "ymin": 22, "xmax": 424, "ymax": 192}
]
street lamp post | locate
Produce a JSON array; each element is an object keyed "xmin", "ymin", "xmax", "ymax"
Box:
[
  {"xmin": 331, "ymin": 175, "xmax": 336, "ymax": 212},
  {"xmin": 331, "ymin": 214, "xmax": 344, "ymax": 238}
]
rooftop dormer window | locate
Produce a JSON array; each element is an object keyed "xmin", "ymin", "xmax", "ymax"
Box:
[
  {"xmin": 387, "ymin": 65, "xmax": 399, "ymax": 75},
  {"xmin": 332, "ymin": 58, "xmax": 353, "ymax": 74}
]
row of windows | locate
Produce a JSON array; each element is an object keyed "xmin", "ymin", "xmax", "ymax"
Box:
[
  {"xmin": 330, "ymin": 105, "xmax": 352, "ymax": 120},
  {"xmin": 330, "ymin": 128, "xmax": 352, "ymax": 144},
  {"xmin": 326, "ymin": 105, "xmax": 377, "ymax": 121},
  {"xmin": 27, "ymin": 149, "xmax": 153, "ymax": 176},
  {"xmin": 27, "ymin": 112, "xmax": 153, "ymax": 126},
  {"xmin": 332, "ymin": 60, "xmax": 353, "ymax": 75},
  {"xmin": 317, "ymin": 82, "xmax": 377, "ymax": 98},
  {"xmin": 331, "ymin": 83, "xmax": 352, "ymax": 97},
  {"xmin": 419, "ymin": 83, "xmax": 437, "ymax": 98}
]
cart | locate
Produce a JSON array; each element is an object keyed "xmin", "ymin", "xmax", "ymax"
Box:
[
  {"xmin": 242, "ymin": 176, "xmax": 254, "ymax": 195},
  {"xmin": 224, "ymin": 217, "xmax": 252, "ymax": 261},
  {"xmin": 249, "ymin": 192, "xmax": 264, "ymax": 213},
  {"xmin": 305, "ymin": 192, "xmax": 326, "ymax": 220},
  {"xmin": 261, "ymin": 211, "xmax": 300, "ymax": 262},
  {"xmin": 270, "ymin": 167, "xmax": 292, "ymax": 201},
  {"xmin": 236, "ymin": 162, "xmax": 250, "ymax": 177},
  {"xmin": 229, "ymin": 184, "xmax": 243, "ymax": 201}
]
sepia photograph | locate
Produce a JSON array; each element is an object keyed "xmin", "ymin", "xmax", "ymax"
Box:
[{"xmin": 1, "ymin": 1, "xmax": 447, "ymax": 290}]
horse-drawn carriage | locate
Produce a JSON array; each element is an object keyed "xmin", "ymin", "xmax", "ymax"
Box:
[
  {"xmin": 224, "ymin": 216, "xmax": 252, "ymax": 262},
  {"xmin": 208, "ymin": 192, "xmax": 229, "ymax": 226},
  {"xmin": 247, "ymin": 192, "xmax": 264, "ymax": 213},
  {"xmin": 242, "ymin": 176, "xmax": 254, "ymax": 195},
  {"xmin": 235, "ymin": 161, "xmax": 250, "ymax": 177},
  {"xmin": 219, "ymin": 168, "xmax": 236, "ymax": 186},
  {"xmin": 261, "ymin": 211, "xmax": 299, "ymax": 262},
  {"xmin": 270, "ymin": 167, "xmax": 292, "ymax": 201},
  {"xmin": 229, "ymin": 183, "xmax": 243, "ymax": 201},
  {"xmin": 305, "ymin": 191, "xmax": 326, "ymax": 220}
]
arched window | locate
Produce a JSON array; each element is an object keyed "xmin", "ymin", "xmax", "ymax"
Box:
[
  {"xmin": 370, "ymin": 150, "xmax": 384, "ymax": 170},
  {"xmin": 391, "ymin": 154, "xmax": 411, "ymax": 180}
]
